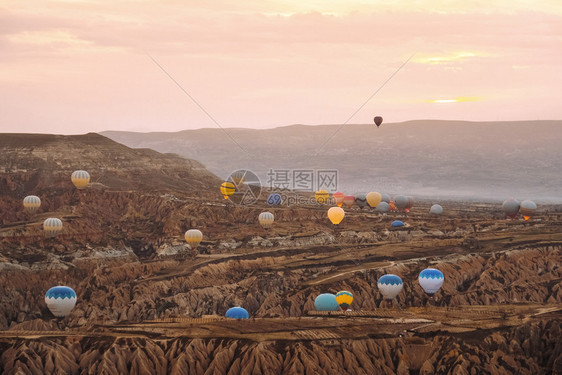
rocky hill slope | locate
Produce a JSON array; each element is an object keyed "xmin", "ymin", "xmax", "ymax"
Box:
[{"xmin": 0, "ymin": 133, "xmax": 561, "ymax": 374}]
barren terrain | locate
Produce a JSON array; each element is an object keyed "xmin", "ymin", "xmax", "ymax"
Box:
[{"xmin": 0, "ymin": 133, "xmax": 560, "ymax": 374}]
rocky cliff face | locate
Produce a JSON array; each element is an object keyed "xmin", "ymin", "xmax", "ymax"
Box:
[{"xmin": 0, "ymin": 133, "xmax": 561, "ymax": 374}]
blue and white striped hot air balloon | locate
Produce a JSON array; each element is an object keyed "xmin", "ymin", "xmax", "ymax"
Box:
[
  {"xmin": 23, "ymin": 195, "xmax": 41, "ymax": 214},
  {"xmin": 43, "ymin": 218, "xmax": 63, "ymax": 237},
  {"xmin": 45, "ymin": 286, "xmax": 77, "ymax": 318},
  {"xmin": 377, "ymin": 274, "xmax": 404, "ymax": 300},
  {"xmin": 71, "ymin": 170, "xmax": 90, "ymax": 189},
  {"xmin": 418, "ymin": 268, "xmax": 444, "ymax": 295}
]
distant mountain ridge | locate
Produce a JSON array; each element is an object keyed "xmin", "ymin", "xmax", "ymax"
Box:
[{"xmin": 102, "ymin": 120, "xmax": 562, "ymax": 201}]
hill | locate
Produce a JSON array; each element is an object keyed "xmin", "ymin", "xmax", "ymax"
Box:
[{"xmin": 102, "ymin": 120, "xmax": 562, "ymax": 201}]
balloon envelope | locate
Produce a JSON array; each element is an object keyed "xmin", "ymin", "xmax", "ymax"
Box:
[
  {"xmin": 23, "ymin": 195, "xmax": 41, "ymax": 214},
  {"xmin": 519, "ymin": 200, "xmax": 537, "ymax": 219},
  {"xmin": 328, "ymin": 207, "xmax": 345, "ymax": 225},
  {"xmin": 333, "ymin": 192, "xmax": 345, "ymax": 207},
  {"xmin": 335, "ymin": 291, "xmax": 353, "ymax": 311},
  {"xmin": 381, "ymin": 193, "xmax": 391, "ymax": 203},
  {"xmin": 314, "ymin": 293, "xmax": 339, "ymax": 311},
  {"xmin": 419, "ymin": 268, "xmax": 444, "ymax": 295},
  {"xmin": 45, "ymin": 286, "xmax": 77, "ymax": 318},
  {"xmin": 71, "ymin": 170, "xmax": 90, "ymax": 189},
  {"xmin": 377, "ymin": 274, "xmax": 403, "ymax": 300},
  {"xmin": 315, "ymin": 190, "xmax": 330, "ymax": 204},
  {"xmin": 366, "ymin": 192, "xmax": 382, "ymax": 208},
  {"xmin": 429, "ymin": 204, "xmax": 443, "ymax": 215},
  {"xmin": 374, "ymin": 116, "xmax": 383, "ymax": 127},
  {"xmin": 220, "ymin": 182, "xmax": 235, "ymax": 199},
  {"xmin": 395, "ymin": 195, "xmax": 409, "ymax": 210},
  {"xmin": 354, "ymin": 193, "xmax": 368, "ymax": 208},
  {"xmin": 258, "ymin": 212, "xmax": 275, "ymax": 229},
  {"xmin": 502, "ymin": 198, "xmax": 520, "ymax": 218},
  {"xmin": 342, "ymin": 196, "xmax": 355, "ymax": 208},
  {"xmin": 225, "ymin": 307, "xmax": 249, "ymax": 319},
  {"xmin": 376, "ymin": 202, "xmax": 390, "ymax": 213},
  {"xmin": 43, "ymin": 218, "xmax": 63, "ymax": 237},
  {"xmin": 267, "ymin": 193, "xmax": 282, "ymax": 205},
  {"xmin": 391, "ymin": 220, "xmax": 404, "ymax": 227},
  {"xmin": 230, "ymin": 170, "xmax": 246, "ymax": 185},
  {"xmin": 185, "ymin": 229, "xmax": 203, "ymax": 248}
]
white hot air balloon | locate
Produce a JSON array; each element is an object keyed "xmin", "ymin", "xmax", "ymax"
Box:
[{"xmin": 258, "ymin": 212, "xmax": 274, "ymax": 229}]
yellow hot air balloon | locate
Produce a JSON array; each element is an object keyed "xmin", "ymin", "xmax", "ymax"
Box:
[
  {"xmin": 366, "ymin": 192, "xmax": 382, "ymax": 208},
  {"xmin": 23, "ymin": 195, "xmax": 41, "ymax": 214},
  {"xmin": 315, "ymin": 190, "xmax": 330, "ymax": 204},
  {"xmin": 43, "ymin": 218, "xmax": 63, "ymax": 238},
  {"xmin": 336, "ymin": 291, "xmax": 353, "ymax": 311},
  {"xmin": 220, "ymin": 182, "xmax": 235, "ymax": 199},
  {"xmin": 185, "ymin": 229, "xmax": 203, "ymax": 248},
  {"xmin": 328, "ymin": 207, "xmax": 345, "ymax": 225},
  {"xmin": 258, "ymin": 212, "xmax": 274, "ymax": 229},
  {"xmin": 71, "ymin": 170, "xmax": 90, "ymax": 189}
]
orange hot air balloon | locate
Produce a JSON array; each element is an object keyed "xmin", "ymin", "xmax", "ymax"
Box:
[
  {"xmin": 328, "ymin": 207, "xmax": 345, "ymax": 225},
  {"xmin": 333, "ymin": 192, "xmax": 345, "ymax": 207},
  {"xmin": 389, "ymin": 201, "xmax": 396, "ymax": 211},
  {"xmin": 342, "ymin": 195, "xmax": 355, "ymax": 208}
]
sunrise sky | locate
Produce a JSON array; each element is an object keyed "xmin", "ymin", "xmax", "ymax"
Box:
[{"xmin": 1, "ymin": 1, "xmax": 561, "ymax": 134}]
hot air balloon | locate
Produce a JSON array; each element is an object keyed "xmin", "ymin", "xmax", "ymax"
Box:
[
  {"xmin": 389, "ymin": 201, "xmax": 396, "ymax": 211},
  {"xmin": 43, "ymin": 218, "xmax": 63, "ymax": 237},
  {"xmin": 429, "ymin": 204, "xmax": 443, "ymax": 215},
  {"xmin": 391, "ymin": 220, "xmax": 404, "ymax": 227},
  {"xmin": 354, "ymin": 192, "xmax": 368, "ymax": 209},
  {"xmin": 314, "ymin": 293, "xmax": 339, "ymax": 311},
  {"xmin": 335, "ymin": 291, "xmax": 353, "ymax": 311},
  {"xmin": 315, "ymin": 190, "xmax": 330, "ymax": 204},
  {"xmin": 406, "ymin": 196, "xmax": 415, "ymax": 212},
  {"xmin": 45, "ymin": 286, "xmax": 77, "ymax": 318},
  {"xmin": 394, "ymin": 195, "xmax": 410, "ymax": 211},
  {"xmin": 220, "ymin": 182, "xmax": 235, "ymax": 199},
  {"xmin": 374, "ymin": 116, "xmax": 383, "ymax": 127},
  {"xmin": 342, "ymin": 195, "xmax": 355, "ymax": 208},
  {"xmin": 230, "ymin": 170, "xmax": 245, "ymax": 185},
  {"xmin": 185, "ymin": 229, "xmax": 203, "ymax": 248},
  {"xmin": 418, "ymin": 268, "xmax": 444, "ymax": 295},
  {"xmin": 258, "ymin": 212, "xmax": 274, "ymax": 229},
  {"xmin": 381, "ymin": 193, "xmax": 391, "ymax": 203},
  {"xmin": 333, "ymin": 192, "xmax": 345, "ymax": 207},
  {"xmin": 376, "ymin": 202, "xmax": 390, "ymax": 213},
  {"xmin": 225, "ymin": 307, "xmax": 249, "ymax": 319},
  {"xmin": 377, "ymin": 274, "xmax": 403, "ymax": 300},
  {"xmin": 520, "ymin": 200, "xmax": 537, "ymax": 220},
  {"xmin": 71, "ymin": 170, "xmax": 90, "ymax": 189},
  {"xmin": 502, "ymin": 198, "xmax": 520, "ymax": 219},
  {"xmin": 366, "ymin": 192, "xmax": 382, "ymax": 208},
  {"xmin": 23, "ymin": 195, "xmax": 41, "ymax": 214},
  {"xmin": 328, "ymin": 207, "xmax": 345, "ymax": 225},
  {"xmin": 267, "ymin": 193, "xmax": 282, "ymax": 205}
]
